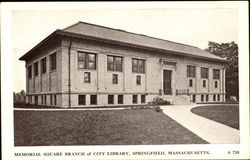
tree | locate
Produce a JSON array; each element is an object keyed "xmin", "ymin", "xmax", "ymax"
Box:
[
  {"xmin": 205, "ymin": 41, "xmax": 239, "ymax": 100},
  {"xmin": 14, "ymin": 90, "xmax": 26, "ymax": 103}
]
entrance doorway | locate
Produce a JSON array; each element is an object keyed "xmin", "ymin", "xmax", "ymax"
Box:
[{"xmin": 163, "ymin": 70, "xmax": 172, "ymax": 95}]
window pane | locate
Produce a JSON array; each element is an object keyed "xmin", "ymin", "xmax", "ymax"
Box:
[
  {"xmin": 78, "ymin": 95, "xmax": 86, "ymax": 105},
  {"xmin": 141, "ymin": 95, "xmax": 146, "ymax": 103},
  {"xmin": 108, "ymin": 95, "xmax": 114, "ymax": 104},
  {"xmin": 112, "ymin": 74, "xmax": 118, "ymax": 84},
  {"xmin": 107, "ymin": 63, "xmax": 114, "ymax": 71},
  {"xmin": 115, "ymin": 64, "xmax": 122, "ymax": 71},
  {"xmin": 78, "ymin": 52, "xmax": 86, "ymax": 61},
  {"xmin": 115, "ymin": 57, "xmax": 122, "ymax": 64},
  {"xmin": 88, "ymin": 54, "xmax": 95, "ymax": 62},
  {"xmin": 107, "ymin": 56, "xmax": 114, "ymax": 63},
  {"xmin": 78, "ymin": 61, "xmax": 85, "ymax": 69},
  {"xmin": 50, "ymin": 53, "xmax": 56, "ymax": 70},
  {"xmin": 88, "ymin": 62, "xmax": 95, "ymax": 69},
  {"xmin": 90, "ymin": 95, "xmax": 97, "ymax": 105}
]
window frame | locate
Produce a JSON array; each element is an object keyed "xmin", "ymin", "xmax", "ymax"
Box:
[
  {"xmin": 132, "ymin": 58, "xmax": 145, "ymax": 73},
  {"xmin": 213, "ymin": 69, "xmax": 220, "ymax": 79},
  {"xmin": 112, "ymin": 74, "xmax": 118, "ymax": 84},
  {"xmin": 108, "ymin": 95, "xmax": 114, "ymax": 104},
  {"xmin": 203, "ymin": 80, "xmax": 206, "ymax": 88},
  {"xmin": 90, "ymin": 95, "xmax": 97, "ymax": 105},
  {"xmin": 41, "ymin": 57, "xmax": 47, "ymax": 74},
  {"xmin": 189, "ymin": 79, "xmax": 193, "ymax": 87},
  {"xmin": 118, "ymin": 95, "xmax": 123, "ymax": 104},
  {"xmin": 28, "ymin": 65, "xmax": 32, "ymax": 78},
  {"xmin": 84, "ymin": 72, "xmax": 91, "ymax": 83},
  {"xmin": 107, "ymin": 55, "xmax": 123, "ymax": 72},
  {"xmin": 201, "ymin": 67, "xmax": 209, "ymax": 79},
  {"xmin": 34, "ymin": 62, "xmax": 38, "ymax": 76},
  {"xmin": 187, "ymin": 65, "xmax": 196, "ymax": 78},
  {"xmin": 50, "ymin": 52, "xmax": 57, "ymax": 71},
  {"xmin": 215, "ymin": 81, "xmax": 218, "ymax": 88},
  {"xmin": 78, "ymin": 52, "xmax": 96, "ymax": 70},
  {"xmin": 132, "ymin": 95, "xmax": 138, "ymax": 104},
  {"xmin": 141, "ymin": 95, "xmax": 146, "ymax": 104},
  {"xmin": 136, "ymin": 75, "xmax": 141, "ymax": 85},
  {"xmin": 201, "ymin": 95, "xmax": 204, "ymax": 102},
  {"xmin": 78, "ymin": 95, "xmax": 86, "ymax": 105}
]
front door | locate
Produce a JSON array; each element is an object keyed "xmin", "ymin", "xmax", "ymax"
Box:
[{"xmin": 163, "ymin": 70, "xmax": 172, "ymax": 95}]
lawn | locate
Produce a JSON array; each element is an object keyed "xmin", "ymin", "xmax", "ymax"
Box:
[
  {"xmin": 14, "ymin": 109, "xmax": 207, "ymax": 146},
  {"xmin": 191, "ymin": 105, "xmax": 239, "ymax": 130}
]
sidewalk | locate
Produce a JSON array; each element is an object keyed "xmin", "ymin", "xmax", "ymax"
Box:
[{"xmin": 160, "ymin": 104, "xmax": 240, "ymax": 144}]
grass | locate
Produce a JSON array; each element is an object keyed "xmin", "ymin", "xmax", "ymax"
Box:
[
  {"xmin": 14, "ymin": 109, "xmax": 207, "ymax": 146},
  {"xmin": 191, "ymin": 105, "xmax": 239, "ymax": 130}
]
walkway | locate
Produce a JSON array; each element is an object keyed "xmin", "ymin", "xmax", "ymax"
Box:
[{"xmin": 160, "ymin": 104, "xmax": 240, "ymax": 144}]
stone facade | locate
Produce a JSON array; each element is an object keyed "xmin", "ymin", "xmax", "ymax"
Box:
[{"xmin": 20, "ymin": 22, "xmax": 226, "ymax": 107}]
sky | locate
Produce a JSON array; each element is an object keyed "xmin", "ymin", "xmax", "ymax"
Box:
[{"xmin": 11, "ymin": 6, "xmax": 238, "ymax": 92}]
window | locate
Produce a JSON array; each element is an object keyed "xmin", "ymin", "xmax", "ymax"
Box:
[
  {"xmin": 107, "ymin": 55, "xmax": 122, "ymax": 71},
  {"xmin": 133, "ymin": 95, "xmax": 138, "ymax": 104},
  {"xmin": 35, "ymin": 96, "xmax": 38, "ymax": 105},
  {"xmin": 41, "ymin": 57, "xmax": 47, "ymax": 73},
  {"xmin": 187, "ymin": 66, "xmax": 196, "ymax": 77},
  {"xmin": 192, "ymin": 95, "xmax": 196, "ymax": 103},
  {"xmin": 112, "ymin": 74, "xmax": 118, "ymax": 84},
  {"xmin": 28, "ymin": 96, "xmax": 32, "ymax": 104},
  {"xmin": 44, "ymin": 95, "xmax": 47, "ymax": 105},
  {"xmin": 41, "ymin": 96, "xmax": 44, "ymax": 105},
  {"xmin": 50, "ymin": 53, "xmax": 57, "ymax": 71},
  {"xmin": 201, "ymin": 67, "xmax": 209, "ymax": 78},
  {"xmin": 78, "ymin": 52, "xmax": 96, "ymax": 70},
  {"xmin": 206, "ymin": 95, "xmax": 209, "ymax": 101},
  {"xmin": 108, "ymin": 95, "xmax": 114, "ymax": 104},
  {"xmin": 28, "ymin": 65, "xmax": 32, "ymax": 78},
  {"xmin": 213, "ymin": 69, "xmax": 220, "ymax": 79},
  {"xmin": 132, "ymin": 58, "xmax": 145, "ymax": 73},
  {"xmin": 189, "ymin": 79, "xmax": 193, "ymax": 87},
  {"xmin": 213, "ymin": 95, "xmax": 216, "ymax": 101},
  {"xmin": 84, "ymin": 72, "xmax": 91, "ymax": 83},
  {"xmin": 78, "ymin": 95, "xmax": 86, "ymax": 105},
  {"xmin": 201, "ymin": 95, "xmax": 204, "ymax": 102},
  {"xmin": 141, "ymin": 95, "xmax": 146, "ymax": 103},
  {"xmin": 215, "ymin": 81, "xmax": 218, "ymax": 88},
  {"xmin": 118, "ymin": 95, "xmax": 123, "ymax": 104},
  {"xmin": 50, "ymin": 95, "xmax": 53, "ymax": 105},
  {"xmin": 136, "ymin": 75, "xmax": 141, "ymax": 85},
  {"xmin": 203, "ymin": 80, "xmax": 206, "ymax": 88},
  {"xmin": 34, "ymin": 62, "xmax": 38, "ymax": 76},
  {"xmin": 90, "ymin": 95, "xmax": 97, "ymax": 105},
  {"xmin": 217, "ymin": 95, "xmax": 220, "ymax": 101},
  {"xmin": 54, "ymin": 95, "xmax": 57, "ymax": 105}
]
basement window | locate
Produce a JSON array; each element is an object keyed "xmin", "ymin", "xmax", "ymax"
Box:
[
  {"xmin": 141, "ymin": 95, "xmax": 146, "ymax": 103},
  {"xmin": 217, "ymin": 95, "xmax": 220, "ymax": 101},
  {"xmin": 78, "ymin": 95, "xmax": 86, "ymax": 105},
  {"xmin": 118, "ymin": 95, "xmax": 123, "ymax": 104},
  {"xmin": 213, "ymin": 95, "xmax": 216, "ymax": 101},
  {"xmin": 206, "ymin": 95, "xmax": 209, "ymax": 101},
  {"xmin": 133, "ymin": 95, "xmax": 138, "ymax": 104},
  {"xmin": 108, "ymin": 95, "xmax": 114, "ymax": 104},
  {"xmin": 201, "ymin": 95, "xmax": 204, "ymax": 102},
  {"xmin": 90, "ymin": 95, "xmax": 97, "ymax": 105}
]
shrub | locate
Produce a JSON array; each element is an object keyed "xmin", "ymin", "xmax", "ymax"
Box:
[
  {"xmin": 149, "ymin": 97, "xmax": 170, "ymax": 105},
  {"xmin": 154, "ymin": 106, "xmax": 163, "ymax": 112}
]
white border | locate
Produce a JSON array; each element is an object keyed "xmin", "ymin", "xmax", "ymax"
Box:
[{"xmin": 1, "ymin": 2, "xmax": 249, "ymax": 160}]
